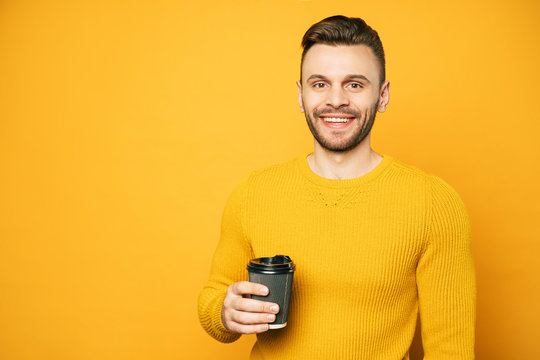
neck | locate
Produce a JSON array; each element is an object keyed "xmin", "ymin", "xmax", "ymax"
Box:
[{"xmin": 307, "ymin": 134, "xmax": 383, "ymax": 180}]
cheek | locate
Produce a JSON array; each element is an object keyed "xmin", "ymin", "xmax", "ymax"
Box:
[
  {"xmin": 350, "ymin": 92, "xmax": 371, "ymax": 104},
  {"xmin": 351, "ymin": 96, "xmax": 377, "ymax": 113},
  {"xmin": 302, "ymin": 93, "xmax": 325, "ymax": 112}
]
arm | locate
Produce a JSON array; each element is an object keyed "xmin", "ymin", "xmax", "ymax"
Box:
[
  {"xmin": 198, "ymin": 173, "xmax": 278, "ymax": 342},
  {"xmin": 197, "ymin": 173, "xmax": 253, "ymax": 343},
  {"xmin": 416, "ymin": 175, "xmax": 476, "ymax": 359}
]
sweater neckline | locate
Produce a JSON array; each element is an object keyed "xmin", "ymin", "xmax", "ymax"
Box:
[{"xmin": 296, "ymin": 151, "xmax": 393, "ymax": 189}]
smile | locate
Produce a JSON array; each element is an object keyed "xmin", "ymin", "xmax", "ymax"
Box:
[
  {"xmin": 321, "ymin": 117, "xmax": 354, "ymax": 123},
  {"xmin": 319, "ymin": 115, "xmax": 356, "ymax": 128}
]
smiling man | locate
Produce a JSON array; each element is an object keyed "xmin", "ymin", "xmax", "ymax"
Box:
[{"xmin": 198, "ymin": 15, "xmax": 476, "ymax": 359}]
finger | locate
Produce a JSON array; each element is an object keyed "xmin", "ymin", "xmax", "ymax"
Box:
[
  {"xmin": 235, "ymin": 298, "xmax": 280, "ymax": 314},
  {"xmin": 229, "ymin": 320, "xmax": 271, "ymax": 334},
  {"xmin": 231, "ymin": 309, "xmax": 276, "ymax": 325},
  {"xmin": 231, "ymin": 281, "xmax": 268, "ymax": 297}
]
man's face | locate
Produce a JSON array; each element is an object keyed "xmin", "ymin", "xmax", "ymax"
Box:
[{"xmin": 297, "ymin": 44, "xmax": 389, "ymax": 153}]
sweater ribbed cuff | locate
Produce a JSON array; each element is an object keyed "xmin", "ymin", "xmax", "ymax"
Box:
[{"xmin": 207, "ymin": 292, "xmax": 241, "ymax": 344}]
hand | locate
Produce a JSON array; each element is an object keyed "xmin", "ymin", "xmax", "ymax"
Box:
[{"xmin": 221, "ymin": 281, "xmax": 280, "ymax": 334}]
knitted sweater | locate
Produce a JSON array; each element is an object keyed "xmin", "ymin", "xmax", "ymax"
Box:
[{"xmin": 198, "ymin": 152, "xmax": 476, "ymax": 359}]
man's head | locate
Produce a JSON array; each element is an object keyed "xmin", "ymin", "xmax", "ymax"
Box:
[{"xmin": 297, "ymin": 15, "xmax": 390, "ymax": 153}]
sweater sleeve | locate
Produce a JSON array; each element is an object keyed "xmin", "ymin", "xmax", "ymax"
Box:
[
  {"xmin": 197, "ymin": 173, "xmax": 255, "ymax": 343},
  {"xmin": 416, "ymin": 175, "xmax": 476, "ymax": 359}
]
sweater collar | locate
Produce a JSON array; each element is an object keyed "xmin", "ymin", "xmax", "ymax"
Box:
[{"xmin": 296, "ymin": 151, "xmax": 393, "ymax": 188}]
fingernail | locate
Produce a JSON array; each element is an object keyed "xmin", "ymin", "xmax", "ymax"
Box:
[
  {"xmin": 271, "ymin": 305, "xmax": 279, "ymax": 313},
  {"xmin": 267, "ymin": 314, "xmax": 275, "ymax": 321},
  {"xmin": 260, "ymin": 287, "xmax": 268, "ymax": 295}
]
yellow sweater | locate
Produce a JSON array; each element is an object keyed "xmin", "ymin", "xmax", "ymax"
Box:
[{"xmin": 198, "ymin": 152, "xmax": 476, "ymax": 359}]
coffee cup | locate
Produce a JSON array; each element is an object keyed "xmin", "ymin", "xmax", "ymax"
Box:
[{"xmin": 247, "ymin": 255, "xmax": 295, "ymax": 329}]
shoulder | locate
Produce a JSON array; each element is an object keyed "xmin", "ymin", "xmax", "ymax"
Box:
[
  {"xmin": 386, "ymin": 157, "xmax": 462, "ymax": 193},
  {"xmin": 386, "ymin": 158, "xmax": 471, "ymax": 245},
  {"xmin": 226, "ymin": 156, "xmax": 299, "ymax": 197},
  {"xmin": 250, "ymin": 157, "xmax": 298, "ymax": 180},
  {"xmin": 382, "ymin": 156, "xmax": 436, "ymax": 191},
  {"xmin": 384, "ymin": 157, "xmax": 468, "ymax": 212},
  {"xmin": 389, "ymin": 160, "xmax": 472, "ymax": 227},
  {"xmin": 388, "ymin": 157, "xmax": 442, "ymax": 180},
  {"xmin": 241, "ymin": 156, "xmax": 300, "ymax": 190},
  {"xmin": 428, "ymin": 173, "xmax": 469, "ymax": 220}
]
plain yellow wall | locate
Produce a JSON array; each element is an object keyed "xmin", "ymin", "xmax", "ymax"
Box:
[{"xmin": 1, "ymin": 0, "xmax": 539, "ymax": 359}]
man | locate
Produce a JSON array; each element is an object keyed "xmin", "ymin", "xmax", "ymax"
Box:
[{"xmin": 198, "ymin": 15, "xmax": 476, "ymax": 359}]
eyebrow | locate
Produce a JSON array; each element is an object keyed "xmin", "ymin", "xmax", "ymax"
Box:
[{"xmin": 306, "ymin": 74, "xmax": 371, "ymax": 84}]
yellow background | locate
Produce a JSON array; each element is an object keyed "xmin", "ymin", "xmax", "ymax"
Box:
[{"xmin": 1, "ymin": 0, "xmax": 539, "ymax": 359}]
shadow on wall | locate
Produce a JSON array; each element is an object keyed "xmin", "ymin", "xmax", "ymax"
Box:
[{"xmin": 409, "ymin": 314, "xmax": 424, "ymax": 360}]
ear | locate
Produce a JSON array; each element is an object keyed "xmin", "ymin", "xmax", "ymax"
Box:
[
  {"xmin": 296, "ymin": 80, "xmax": 304, "ymax": 113},
  {"xmin": 377, "ymin": 80, "xmax": 390, "ymax": 113}
]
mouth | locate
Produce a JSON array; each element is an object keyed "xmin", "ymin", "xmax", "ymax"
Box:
[{"xmin": 319, "ymin": 114, "xmax": 356, "ymax": 128}]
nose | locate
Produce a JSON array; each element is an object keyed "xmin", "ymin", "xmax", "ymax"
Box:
[{"xmin": 326, "ymin": 86, "xmax": 349, "ymax": 108}]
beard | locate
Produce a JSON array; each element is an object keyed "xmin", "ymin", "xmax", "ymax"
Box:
[{"xmin": 303, "ymin": 98, "xmax": 380, "ymax": 153}]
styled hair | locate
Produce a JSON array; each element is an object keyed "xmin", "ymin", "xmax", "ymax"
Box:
[{"xmin": 300, "ymin": 15, "xmax": 386, "ymax": 88}]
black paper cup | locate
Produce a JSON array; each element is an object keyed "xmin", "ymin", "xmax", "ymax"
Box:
[{"xmin": 247, "ymin": 255, "xmax": 295, "ymax": 329}]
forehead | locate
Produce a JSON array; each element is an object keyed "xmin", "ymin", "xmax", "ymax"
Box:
[{"xmin": 302, "ymin": 44, "xmax": 379, "ymax": 83}]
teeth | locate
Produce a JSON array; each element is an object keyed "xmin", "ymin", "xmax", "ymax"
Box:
[{"xmin": 322, "ymin": 117, "xmax": 352, "ymax": 123}]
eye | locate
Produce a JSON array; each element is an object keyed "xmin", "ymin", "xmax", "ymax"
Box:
[
  {"xmin": 313, "ymin": 82, "xmax": 326, "ymax": 89},
  {"xmin": 348, "ymin": 82, "xmax": 363, "ymax": 89}
]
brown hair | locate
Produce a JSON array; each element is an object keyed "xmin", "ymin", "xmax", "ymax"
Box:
[{"xmin": 300, "ymin": 15, "xmax": 386, "ymax": 88}]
